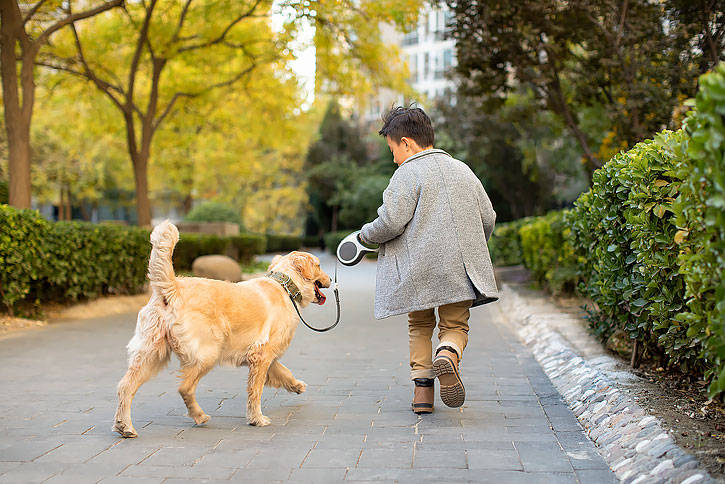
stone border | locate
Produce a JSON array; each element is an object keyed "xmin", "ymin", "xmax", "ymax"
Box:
[{"xmin": 500, "ymin": 283, "xmax": 713, "ymax": 484}]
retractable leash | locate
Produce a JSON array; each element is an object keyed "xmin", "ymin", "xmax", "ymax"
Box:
[
  {"xmin": 289, "ymin": 259, "xmax": 341, "ymax": 333},
  {"xmin": 283, "ymin": 230, "xmax": 376, "ymax": 333}
]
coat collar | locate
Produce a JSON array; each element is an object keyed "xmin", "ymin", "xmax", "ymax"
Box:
[
  {"xmin": 267, "ymin": 271, "xmax": 302, "ymax": 303},
  {"xmin": 400, "ymin": 148, "xmax": 451, "ymax": 166}
]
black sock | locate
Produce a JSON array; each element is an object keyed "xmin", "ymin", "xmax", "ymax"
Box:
[
  {"xmin": 414, "ymin": 378, "xmax": 434, "ymax": 387},
  {"xmin": 436, "ymin": 345, "xmax": 459, "ymax": 358}
]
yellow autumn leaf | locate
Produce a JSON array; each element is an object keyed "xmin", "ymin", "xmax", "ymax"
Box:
[
  {"xmin": 654, "ymin": 179, "xmax": 668, "ymax": 187},
  {"xmin": 674, "ymin": 229, "xmax": 689, "ymax": 244}
]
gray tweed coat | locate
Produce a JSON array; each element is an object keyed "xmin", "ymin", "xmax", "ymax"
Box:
[{"xmin": 360, "ymin": 149, "xmax": 499, "ymax": 319}]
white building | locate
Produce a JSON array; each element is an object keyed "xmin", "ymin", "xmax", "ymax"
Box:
[{"xmin": 362, "ymin": 4, "xmax": 456, "ymax": 124}]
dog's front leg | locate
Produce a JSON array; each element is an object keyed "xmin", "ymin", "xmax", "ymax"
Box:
[
  {"xmin": 266, "ymin": 359, "xmax": 306, "ymax": 394},
  {"xmin": 246, "ymin": 342, "xmax": 273, "ymax": 426}
]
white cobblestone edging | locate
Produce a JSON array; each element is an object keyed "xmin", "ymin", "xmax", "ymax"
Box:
[{"xmin": 499, "ymin": 283, "xmax": 714, "ymax": 484}]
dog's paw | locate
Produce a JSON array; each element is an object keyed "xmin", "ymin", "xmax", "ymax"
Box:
[
  {"xmin": 112, "ymin": 421, "xmax": 138, "ymax": 438},
  {"xmin": 192, "ymin": 413, "xmax": 210, "ymax": 425},
  {"xmin": 247, "ymin": 415, "xmax": 271, "ymax": 427},
  {"xmin": 290, "ymin": 380, "xmax": 306, "ymax": 394}
]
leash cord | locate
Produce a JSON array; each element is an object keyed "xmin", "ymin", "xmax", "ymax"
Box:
[{"xmin": 289, "ymin": 259, "xmax": 341, "ymax": 333}]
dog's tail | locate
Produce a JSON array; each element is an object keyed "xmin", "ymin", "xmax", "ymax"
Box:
[{"xmin": 148, "ymin": 220, "xmax": 180, "ymax": 306}]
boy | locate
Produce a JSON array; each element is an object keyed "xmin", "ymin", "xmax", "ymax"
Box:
[{"xmin": 359, "ymin": 106, "xmax": 498, "ymax": 414}]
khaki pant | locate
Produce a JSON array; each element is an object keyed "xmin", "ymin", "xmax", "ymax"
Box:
[{"xmin": 408, "ymin": 300, "xmax": 473, "ymax": 380}]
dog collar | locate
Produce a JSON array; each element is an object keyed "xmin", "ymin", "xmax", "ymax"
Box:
[{"xmin": 267, "ymin": 271, "xmax": 302, "ymax": 303}]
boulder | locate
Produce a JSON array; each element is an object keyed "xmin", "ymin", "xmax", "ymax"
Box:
[{"xmin": 191, "ymin": 255, "xmax": 242, "ymax": 282}]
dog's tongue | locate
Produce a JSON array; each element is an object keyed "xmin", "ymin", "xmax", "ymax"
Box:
[{"xmin": 315, "ymin": 285, "xmax": 326, "ymax": 305}]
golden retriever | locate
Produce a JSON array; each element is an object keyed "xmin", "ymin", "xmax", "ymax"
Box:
[{"xmin": 112, "ymin": 221, "xmax": 331, "ymax": 437}]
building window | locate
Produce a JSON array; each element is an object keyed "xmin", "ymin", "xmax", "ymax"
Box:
[
  {"xmin": 402, "ymin": 29, "xmax": 418, "ymax": 46},
  {"xmin": 443, "ymin": 49, "xmax": 454, "ymax": 70}
]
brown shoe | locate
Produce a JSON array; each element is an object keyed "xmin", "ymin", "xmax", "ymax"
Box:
[
  {"xmin": 433, "ymin": 346, "xmax": 465, "ymax": 407},
  {"xmin": 412, "ymin": 378, "xmax": 434, "ymax": 414}
]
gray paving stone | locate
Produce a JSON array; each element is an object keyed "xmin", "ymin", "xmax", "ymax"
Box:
[
  {"xmin": 302, "ymin": 448, "xmax": 361, "ymax": 468},
  {"xmin": 467, "ymin": 449, "xmax": 522, "ymax": 470},
  {"xmin": 0, "ymin": 254, "xmax": 615, "ymax": 483},
  {"xmin": 515, "ymin": 441, "xmax": 573, "ymax": 473}
]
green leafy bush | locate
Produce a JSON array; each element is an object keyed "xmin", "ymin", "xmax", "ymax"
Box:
[
  {"xmin": 672, "ymin": 64, "xmax": 725, "ymax": 396},
  {"xmin": 0, "ymin": 206, "xmax": 268, "ymax": 314},
  {"xmin": 302, "ymin": 235, "xmax": 322, "ymax": 248},
  {"xmin": 513, "ymin": 64, "xmax": 725, "ymax": 397},
  {"xmin": 173, "ymin": 232, "xmax": 267, "ymax": 269},
  {"xmin": 230, "ymin": 234, "xmax": 267, "ymax": 263},
  {"xmin": 488, "ymin": 217, "xmax": 530, "ymax": 266},
  {"xmin": 519, "ymin": 210, "xmax": 579, "ymax": 294},
  {"xmin": 0, "ymin": 205, "xmax": 150, "ymax": 314},
  {"xmin": 570, "ymin": 130, "xmax": 691, "ymax": 360},
  {"xmin": 184, "ymin": 201, "xmax": 243, "ymax": 228},
  {"xmin": 265, "ymin": 233, "xmax": 303, "ymax": 252}
]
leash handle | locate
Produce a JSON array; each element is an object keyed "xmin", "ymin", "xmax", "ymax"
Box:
[{"xmin": 290, "ymin": 258, "xmax": 341, "ymax": 333}]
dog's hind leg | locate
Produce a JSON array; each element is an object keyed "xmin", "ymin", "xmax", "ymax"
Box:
[
  {"xmin": 113, "ymin": 345, "xmax": 170, "ymax": 438},
  {"xmin": 246, "ymin": 343, "xmax": 274, "ymax": 426},
  {"xmin": 266, "ymin": 360, "xmax": 306, "ymax": 394},
  {"xmin": 178, "ymin": 364, "xmax": 213, "ymax": 425}
]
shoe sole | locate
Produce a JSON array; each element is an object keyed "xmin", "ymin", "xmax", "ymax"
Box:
[
  {"xmin": 411, "ymin": 404, "xmax": 434, "ymax": 414},
  {"xmin": 433, "ymin": 355, "xmax": 465, "ymax": 408}
]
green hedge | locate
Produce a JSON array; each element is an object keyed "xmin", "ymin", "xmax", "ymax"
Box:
[
  {"xmin": 173, "ymin": 232, "xmax": 266, "ymax": 269},
  {"xmin": 519, "ymin": 210, "xmax": 580, "ymax": 294},
  {"xmin": 672, "ymin": 64, "xmax": 725, "ymax": 396},
  {"xmin": 0, "ymin": 206, "xmax": 268, "ymax": 313},
  {"xmin": 265, "ymin": 233, "xmax": 303, "ymax": 252},
  {"xmin": 0, "ymin": 205, "xmax": 150, "ymax": 313},
  {"xmin": 488, "ymin": 218, "xmax": 525, "ymax": 266},
  {"xmin": 510, "ymin": 64, "xmax": 725, "ymax": 397}
]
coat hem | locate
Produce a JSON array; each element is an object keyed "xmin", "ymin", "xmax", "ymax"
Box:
[{"xmin": 374, "ymin": 292, "xmax": 499, "ymax": 320}]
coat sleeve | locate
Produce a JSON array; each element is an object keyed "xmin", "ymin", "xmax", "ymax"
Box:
[
  {"xmin": 478, "ymin": 183, "xmax": 496, "ymax": 241},
  {"xmin": 360, "ymin": 172, "xmax": 417, "ymax": 245}
]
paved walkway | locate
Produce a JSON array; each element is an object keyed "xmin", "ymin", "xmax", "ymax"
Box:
[{"xmin": 0, "ymin": 253, "xmax": 615, "ymax": 483}]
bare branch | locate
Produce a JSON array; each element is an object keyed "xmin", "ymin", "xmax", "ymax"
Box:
[
  {"xmin": 22, "ymin": 0, "xmax": 47, "ymax": 24},
  {"xmin": 152, "ymin": 62, "xmax": 260, "ymax": 132},
  {"xmin": 37, "ymin": 60, "xmax": 125, "ymax": 110},
  {"xmin": 69, "ymin": 22, "xmax": 131, "ymax": 113},
  {"xmin": 35, "ymin": 0, "xmax": 123, "ymax": 47},
  {"xmin": 178, "ymin": 0, "xmax": 264, "ymax": 52},
  {"xmin": 127, "ymin": 0, "xmax": 158, "ymax": 106},
  {"xmin": 172, "ymin": 0, "xmax": 194, "ymax": 42}
]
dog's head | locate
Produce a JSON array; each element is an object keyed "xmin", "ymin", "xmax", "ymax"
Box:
[{"xmin": 268, "ymin": 251, "xmax": 331, "ymax": 306}]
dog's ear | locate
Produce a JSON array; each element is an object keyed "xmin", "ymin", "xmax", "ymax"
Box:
[
  {"xmin": 268, "ymin": 254, "xmax": 283, "ymax": 271},
  {"xmin": 290, "ymin": 252, "xmax": 315, "ymax": 280}
]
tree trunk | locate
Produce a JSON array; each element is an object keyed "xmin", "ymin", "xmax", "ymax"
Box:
[
  {"xmin": 0, "ymin": 3, "xmax": 33, "ymax": 209},
  {"xmin": 132, "ymin": 154, "xmax": 152, "ymax": 227}
]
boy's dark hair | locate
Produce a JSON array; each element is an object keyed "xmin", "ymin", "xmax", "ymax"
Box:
[{"xmin": 378, "ymin": 105, "xmax": 435, "ymax": 147}]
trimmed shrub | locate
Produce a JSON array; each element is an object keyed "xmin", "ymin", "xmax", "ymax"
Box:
[
  {"xmin": 672, "ymin": 64, "xmax": 725, "ymax": 396},
  {"xmin": 488, "ymin": 217, "xmax": 529, "ymax": 266},
  {"xmin": 513, "ymin": 64, "xmax": 725, "ymax": 396},
  {"xmin": 184, "ymin": 201, "xmax": 243, "ymax": 228},
  {"xmin": 230, "ymin": 233, "xmax": 267, "ymax": 263},
  {"xmin": 0, "ymin": 205, "xmax": 53, "ymax": 310},
  {"xmin": 519, "ymin": 210, "xmax": 579, "ymax": 294},
  {"xmin": 302, "ymin": 235, "xmax": 322, "ymax": 248},
  {"xmin": 265, "ymin": 233, "xmax": 303, "ymax": 253},
  {"xmin": 0, "ymin": 206, "xmax": 269, "ymax": 314},
  {"xmin": 0, "ymin": 205, "xmax": 150, "ymax": 313},
  {"xmin": 173, "ymin": 233, "xmax": 229, "ymax": 271},
  {"xmin": 570, "ymin": 130, "xmax": 691, "ymax": 360}
]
